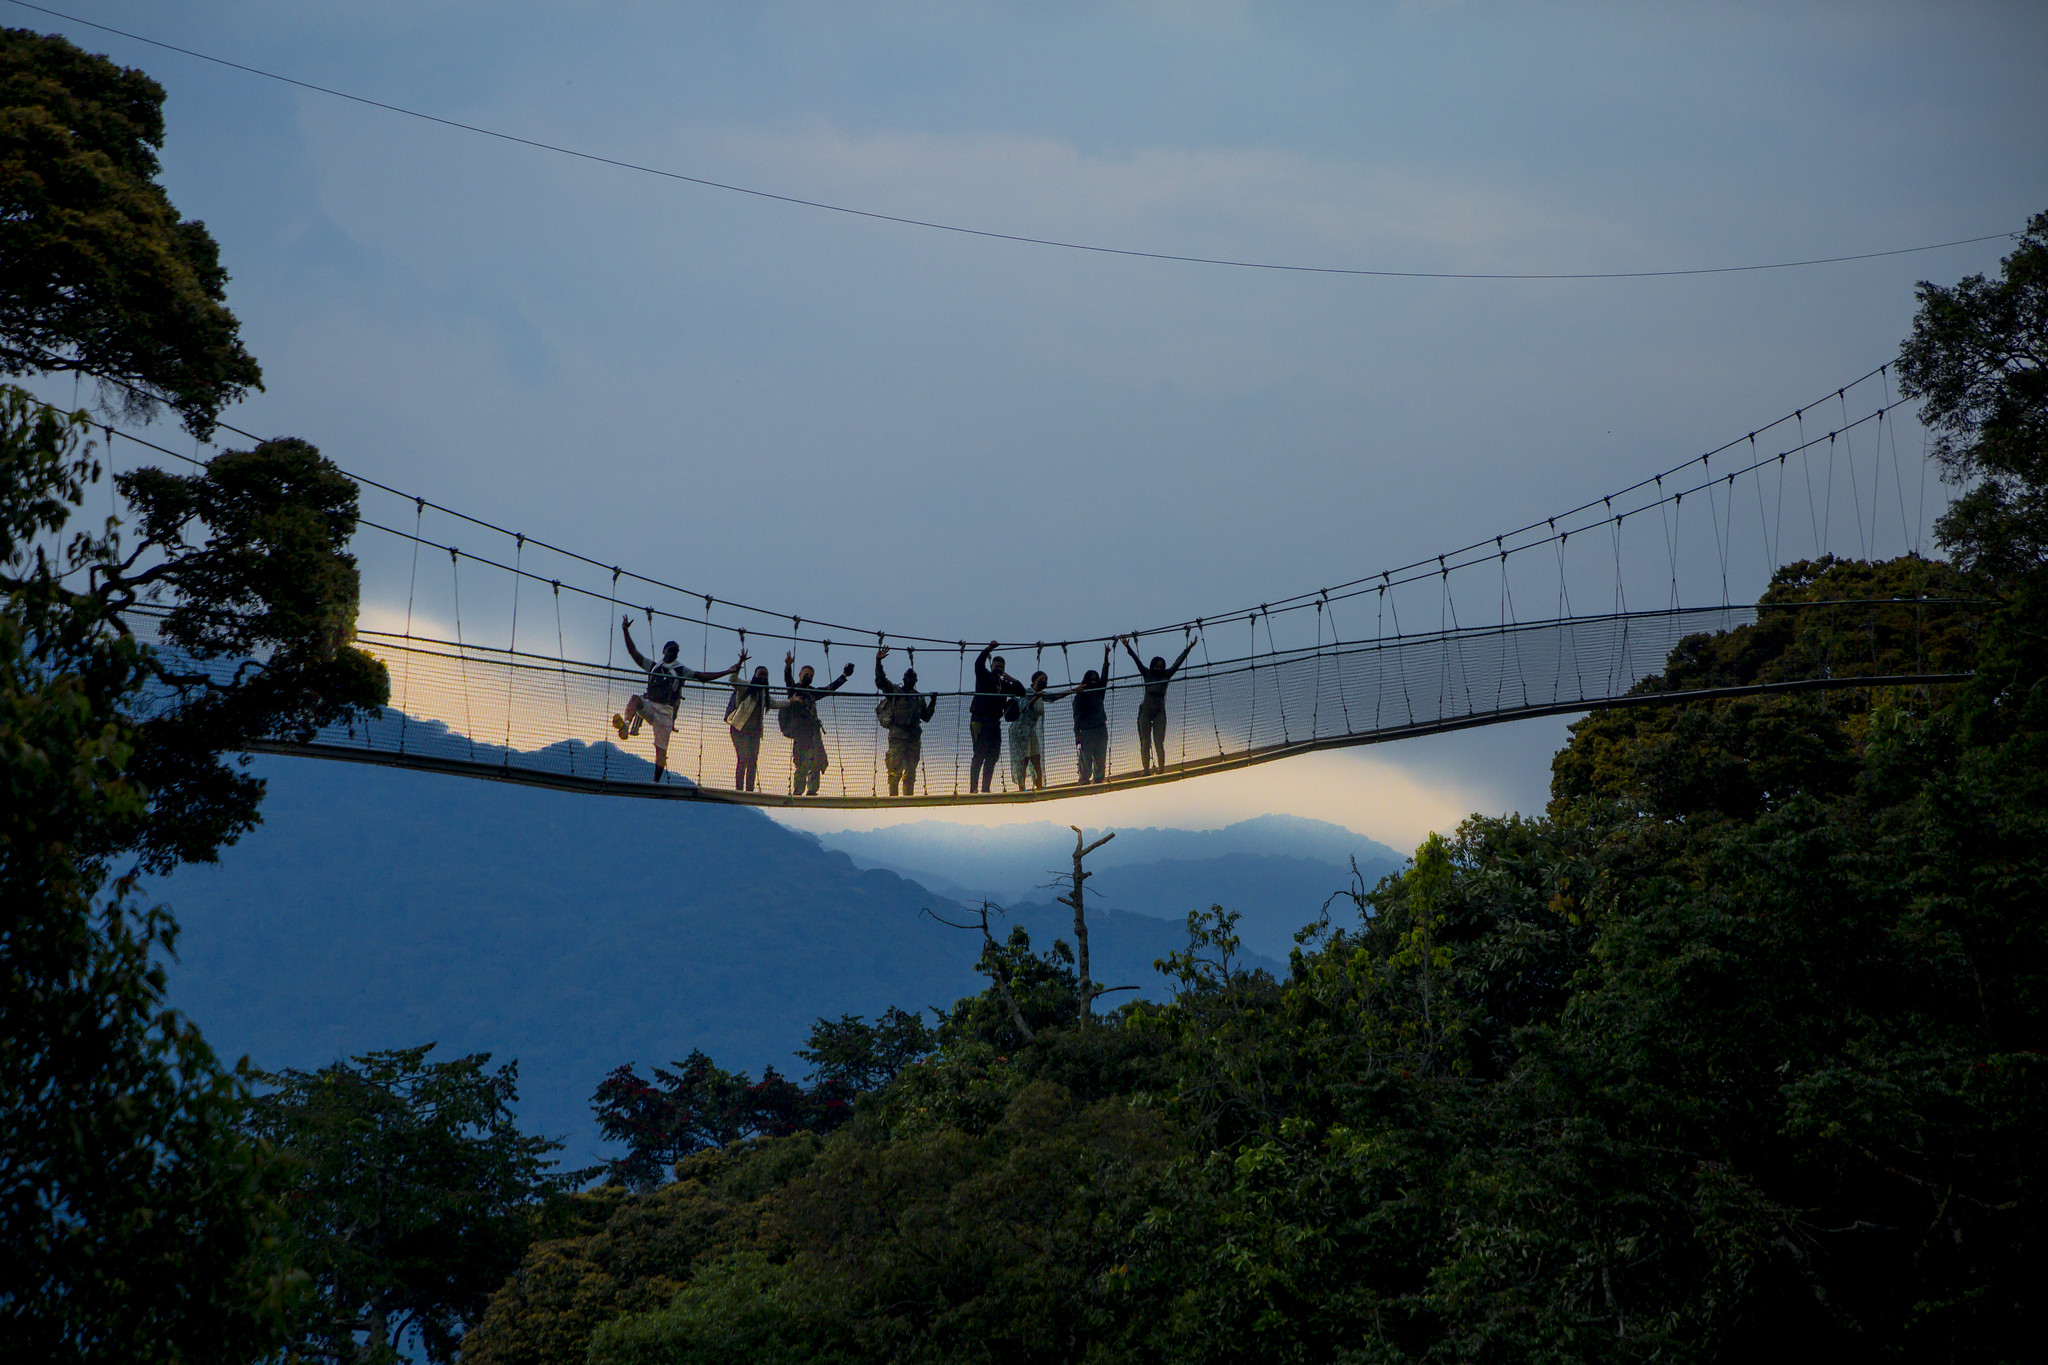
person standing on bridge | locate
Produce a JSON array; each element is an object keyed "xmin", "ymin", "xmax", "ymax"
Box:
[
  {"xmin": 783, "ymin": 650, "xmax": 856, "ymax": 796},
  {"xmin": 726, "ymin": 663, "xmax": 788, "ymax": 793},
  {"xmin": 874, "ymin": 647, "xmax": 938, "ymax": 797},
  {"xmin": 1121, "ymin": 632, "xmax": 1199, "ymax": 775},
  {"xmin": 615, "ymin": 617, "xmax": 746, "ymax": 783},
  {"xmin": 1066, "ymin": 641, "xmax": 1115, "ymax": 784},
  {"xmin": 1008, "ymin": 670, "xmax": 1053, "ymax": 791},
  {"xmin": 969, "ymin": 641, "xmax": 1025, "ymax": 793}
]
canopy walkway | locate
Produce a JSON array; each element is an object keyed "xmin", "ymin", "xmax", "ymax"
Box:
[
  {"xmin": 105, "ymin": 361, "xmax": 1975, "ymax": 807},
  {"xmin": 193, "ymin": 599, "xmax": 1971, "ymax": 809}
]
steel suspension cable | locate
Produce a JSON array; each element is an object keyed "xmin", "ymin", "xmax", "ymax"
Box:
[{"xmin": 449, "ymin": 547, "xmax": 476, "ymax": 761}]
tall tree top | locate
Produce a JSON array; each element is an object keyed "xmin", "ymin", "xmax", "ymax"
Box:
[{"xmin": 0, "ymin": 27, "xmax": 261, "ymax": 437}]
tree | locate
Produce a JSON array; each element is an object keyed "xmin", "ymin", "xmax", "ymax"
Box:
[
  {"xmin": 245, "ymin": 1046, "xmax": 575, "ymax": 1365},
  {"xmin": 1899, "ymin": 210, "xmax": 2048, "ymax": 757},
  {"xmin": 594, "ymin": 1008, "xmax": 935, "ymax": 1192},
  {"xmin": 0, "ymin": 392, "xmax": 297, "ymax": 1361},
  {"xmin": 0, "ymin": 28, "xmax": 262, "ymax": 436},
  {"xmin": 104, "ymin": 435, "xmax": 390, "ymax": 869},
  {"xmin": 0, "ymin": 34, "xmax": 386, "ymax": 1360},
  {"xmin": 796, "ymin": 1006, "xmax": 933, "ymax": 1094},
  {"xmin": 1898, "ymin": 210, "xmax": 2048, "ymax": 587}
]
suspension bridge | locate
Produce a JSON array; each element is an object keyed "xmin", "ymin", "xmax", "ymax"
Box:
[{"xmin": 116, "ymin": 364, "xmax": 1976, "ymax": 808}]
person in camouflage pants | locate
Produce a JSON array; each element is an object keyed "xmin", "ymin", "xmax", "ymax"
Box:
[
  {"xmin": 784, "ymin": 650, "xmax": 855, "ymax": 795},
  {"xmin": 874, "ymin": 647, "xmax": 938, "ymax": 796}
]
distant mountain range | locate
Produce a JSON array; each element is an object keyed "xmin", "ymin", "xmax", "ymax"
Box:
[
  {"xmin": 152, "ymin": 757, "xmax": 1360, "ymax": 1171},
  {"xmin": 813, "ymin": 816, "xmax": 1404, "ymax": 961}
]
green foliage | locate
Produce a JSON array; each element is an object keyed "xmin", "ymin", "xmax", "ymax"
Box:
[
  {"xmin": 1899, "ymin": 210, "xmax": 2048, "ymax": 586},
  {"xmin": 462, "ymin": 1137, "xmax": 823, "ymax": 1365},
  {"xmin": 0, "ymin": 391, "xmax": 295, "ymax": 1358},
  {"xmin": 1552, "ymin": 553, "xmax": 1977, "ymax": 821},
  {"xmin": 797, "ymin": 1004, "xmax": 933, "ymax": 1093},
  {"xmin": 587, "ymin": 1251, "xmax": 821, "ymax": 1365},
  {"xmin": 1899, "ymin": 212, "xmax": 2048, "ymax": 771},
  {"xmin": 469, "ymin": 554, "xmax": 2040, "ymax": 1362},
  {"xmin": 593, "ymin": 1010, "xmax": 935, "ymax": 1191},
  {"xmin": 0, "ymin": 28, "xmax": 262, "ymax": 436},
  {"xmin": 245, "ymin": 1045, "xmax": 575, "ymax": 1364},
  {"xmin": 0, "ymin": 37, "xmax": 385, "ymax": 1359},
  {"xmin": 113, "ymin": 436, "xmax": 388, "ymax": 870},
  {"xmin": 941, "ymin": 921, "xmax": 1084, "ymax": 1051}
]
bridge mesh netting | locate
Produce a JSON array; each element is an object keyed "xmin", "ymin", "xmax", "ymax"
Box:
[{"xmin": 139, "ymin": 599, "xmax": 1971, "ymax": 808}]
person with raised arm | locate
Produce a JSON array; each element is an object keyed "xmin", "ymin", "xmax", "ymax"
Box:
[
  {"xmin": 968, "ymin": 641, "xmax": 1026, "ymax": 793},
  {"xmin": 614, "ymin": 616, "xmax": 745, "ymax": 784},
  {"xmin": 1120, "ymin": 631, "xmax": 1200, "ymax": 775},
  {"xmin": 783, "ymin": 650, "xmax": 857, "ymax": 796},
  {"xmin": 725, "ymin": 662, "xmax": 789, "ymax": 792},
  {"xmin": 874, "ymin": 646, "xmax": 938, "ymax": 797},
  {"xmin": 1065, "ymin": 641, "xmax": 1115, "ymax": 784}
]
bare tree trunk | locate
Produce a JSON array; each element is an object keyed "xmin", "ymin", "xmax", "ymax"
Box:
[{"xmin": 1059, "ymin": 826, "xmax": 1115, "ymax": 1023}]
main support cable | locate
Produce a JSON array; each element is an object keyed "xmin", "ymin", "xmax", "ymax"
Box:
[{"xmin": 20, "ymin": 361, "xmax": 1919, "ymax": 657}]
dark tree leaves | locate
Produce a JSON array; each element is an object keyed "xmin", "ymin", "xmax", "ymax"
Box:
[
  {"xmin": 246, "ymin": 1046, "xmax": 574, "ymax": 1365},
  {"xmin": 0, "ymin": 28, "xmax": 261, "ymax": 437},
  {"xmin": 0, "ymin": 392, "xmax": 295, "ymax": 1363}
]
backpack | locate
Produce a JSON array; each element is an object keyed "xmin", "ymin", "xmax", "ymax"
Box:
[
  {"xmin": 877, "ymin": 691, "xmax": 918, "ymax": 730},
  {"xmin": 647, "ymin": 661, "xmax": 684, "ymax": 707},
  {"xmin": 778, "ymin": 698, "xmax": 806, "ymax": 738}
]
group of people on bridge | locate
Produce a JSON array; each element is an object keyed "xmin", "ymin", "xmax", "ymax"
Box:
[{"xmin": 610, "ymin": 617, "xmax": 1199, "ymax": 796}]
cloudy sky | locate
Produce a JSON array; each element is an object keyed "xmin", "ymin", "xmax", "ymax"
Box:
[{"xmin": 16, "ymin": 1, "xmax": 2046, "ymax": 847}]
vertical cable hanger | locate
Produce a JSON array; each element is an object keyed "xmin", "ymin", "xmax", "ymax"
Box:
[
  {"xmin": 503, "ymin": 534, "xmax": 524, "ymax": 767},
  {"xmin": 1260, "ymin": 609, "xmax": 1289, "ymax": 746},
  {"xmin": 398, "ymin": 495, "xmax": 423, "ymax": 755},
  {"xmin": 449, "ymin": 547, "xmax": 476, "ymax": 762},
  {"xmin": 1196, "ymin": 618, "xmax": 1224, "ymax": 756},
  {"xmin": 1324, "ymin": 591, "xmax": 1354, "ymax": 734},
  {"xmin": 553, "ymin": 581, "xmax": 575, "ymax": 778},
  {"xmin": 1839, "ymin": 388, "xmax": 1866, "ymax": 558},
  {"xmin": 601, "ymin": 567, "xmax": 621, "ymax": 784}
]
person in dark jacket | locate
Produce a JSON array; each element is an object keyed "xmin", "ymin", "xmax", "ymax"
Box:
[
  {"xmin": 1120, "ymin": 632, "xmax": 1200, "ymax": 775},
  {"xmin": 725, "ymin": 664, "xmax": 787, "ymax": 792},
  {"xmin": 784, "ymin": 650, "xmax": 856, "ymax": 796},
  {"xmin": 1067, "ymin": 641, "xmax": 1114, "ymax": 784},
  {"xmin": 875, "ymin": 647, "xmax": 938, "ymax": 797},
  {"xmin": 968, "ymin": 641, "xmax": 1026, "ymax": 793},
  {"xmin": 615, "ymin": 616, "xmax": 745, "ymax": 783}
]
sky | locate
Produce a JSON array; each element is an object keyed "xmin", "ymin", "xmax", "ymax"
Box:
[{"xmin": 14, "ymin": 0, "xmax": 2047, "ymax": 850}]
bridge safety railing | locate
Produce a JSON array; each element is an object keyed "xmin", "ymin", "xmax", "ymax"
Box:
[{"xmin": 123, "ymin": 598, "xmax": 1983, "ymax": 808}]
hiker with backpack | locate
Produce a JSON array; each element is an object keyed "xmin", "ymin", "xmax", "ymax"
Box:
[
  {"xmin": 874, "ymin": 646, "xmax": 938, "ymax": 797},
  {"xmin": 614, "ymin": 616, "xmax": 746, "ymax": 783},
  {"xmin": 783, "ymin": 650, "xmax": 857, "ymax": 796},
  {"xmin": 969, "ymin": 641, "xmax": 1026, "ymax": 793},
  {"xmin": 1121, "ymin": 631, "xmax": 1201, "ymax": 775},
  {"xmin": 725, "ymin": 663, "xmax": 788, "ymax": 792}
]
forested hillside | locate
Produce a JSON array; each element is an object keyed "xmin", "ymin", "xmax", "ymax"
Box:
[{"xmin": 464, "ymin": 544, "xmax": 2040, "ymax": 1363}]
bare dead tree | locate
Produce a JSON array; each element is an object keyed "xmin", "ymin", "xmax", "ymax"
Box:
[{"xmin": 1060, "ymin": 826, "xmax": 1117, "ymax": 1024}]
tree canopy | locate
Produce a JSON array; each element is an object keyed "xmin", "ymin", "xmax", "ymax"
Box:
[
  {"xmin": 0, "ymin": 393, "xmax": 297, "ymax": 1362},
  {"xmin": 0, "ymin": 28, "xmax": 262, "ymax": 436},
  {"xmin": 245, "ymin": 1047, "xmax": 574, "ymax": 1364},
  {"xmin": 1, "ymin": 39, "xmax": 384, "ymax": 1349}
]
